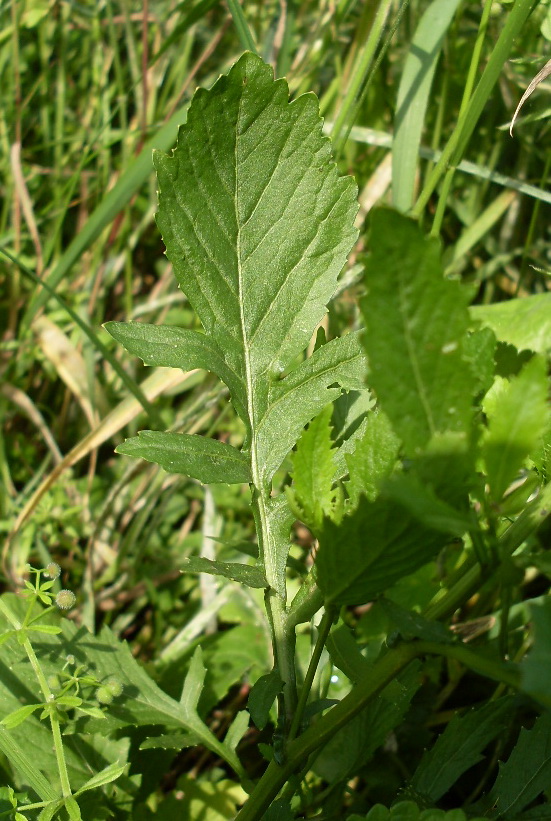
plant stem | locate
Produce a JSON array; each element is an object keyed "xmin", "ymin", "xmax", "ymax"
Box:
[
  {"xmin": 236, "ymin": 639, "xmax": 522, "ymax": 820},
  {"xmin": 288, "ymin": 607, "xmax": 335, "ymax": 742}
]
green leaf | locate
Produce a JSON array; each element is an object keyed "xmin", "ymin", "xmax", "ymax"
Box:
[
  {"xmin": 362, "ymin": 208, "xmax": 474, "ymax": 453},
  {"xmin": 180, "ymin": 557, "xmax": 267, "ymax": 588},
  {"xmin": 1, "ymin": 704, "xmax": 42, "ymax": 730},
  {"xmin": 316, "ymin": 493, "xmax": 452, "ymax": 606},
  {"xmin": 116, "ymin": 431, "xmax": 251, "ymax": 485},
  {"xmin": 104, "ymin": 322, "xmax": 248, "ymax": 423},
  {"xmin": 154, "ymin": 51, "xmax": 360, "ymax": 483},
  {"xmin": 344, "ymin": 410, "xmax": 400, "ymax": 507},
  {"xmin": 483, "ymin": 356, "xmax": 550, "ymax": 502},
  {"xmin": 248, "ymin": 670, "xmax": 283, "ymax": 730},
  {"xmin": 326, "ymin": 624, "xmax": 371, "ymax": 684},
  {"xmin": 287, "ymin": 404, "xmax": 342, "ymax": 533},
  {"xmin": 410, "ymin": 697, "xmax": 514, "ymax": 801},
  {"xmin": 471, "ymin": 293, "xmax": 551, "ymax": 355},
  {"xmin": 140, "ymin": 732, "xmax": 199, "ymax": 751},
  {"xmin": 485, "ymin": 712, "xmax": 551, "ymax": 818},
  {"xmin": 313, "ymin": 662, "xmax": 421, "ymax": 783},
  {"xmin": 74, "ymin": 762, "xmax": 127, "ymax": 796},
  {"xmin": 224, "ymin": 710, "xmax": 250, "ymax": 753}
]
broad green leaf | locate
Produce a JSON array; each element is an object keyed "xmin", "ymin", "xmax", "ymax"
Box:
[
  {"xmin": 410, "ymin": 697, "xmax": 514, "ymax": 801},
  {"xmin": 175, "ymin": 776, "xmax": 247, "ymax": 821},
  {"xmin": 392, "ymin": 0, "xmax": 461, "ymax": 212},
  {"xmin": 104, "ymin": 321, "xmax": 248, "ymax": 422},
  {"xmin": 316, "ymin": 493, "xmax": 453, "ymax": 606},
  {"xmin": 484, "ymin": 712, "xmax": 551, "ymax": 818},
  {"xmin": 344, "ymin": 410, "xmax": 400, "ymax": 507},
  {"xmin": 313, "ymin": 663, "xmax": 421, "ymax": 783},
  {"xmin": 483, "ymin": 355, "xmax": 549, "ymax": 502},
  {"xmin": 471, "ymin": 293, "xmax": 551, "ymax": 355},
  {"xmin": 362, "ymin": 208, "xmax": 474, "ymax": 453},
  {"xmin": 331, "ymin": 389, "xmax": 376, "ymax": 480},
  {"xmin": 287, "ymin": 404, "xmax": 342, "ymax": 533},
  {"xmin": 116, "ymin": 431, "xmax": 251, "ymax": 485},
  {"xmin": 180, "ymin": 557, "xmax": 267, "ymax": 588},
  {"xmin": 248, "ymin": 670, "xmax": 283, "ymax": 730},
  {"xmin": 154, "ymin": 52, "xmax": 360, "ymax": 484}
]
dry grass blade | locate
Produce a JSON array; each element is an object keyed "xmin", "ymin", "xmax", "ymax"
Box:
[{"xmin": 510, "ymin": 58, "xmax": 551, "ymax": 136}]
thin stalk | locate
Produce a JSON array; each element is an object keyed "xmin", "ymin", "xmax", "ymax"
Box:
[
  {"xmin": 227, "ymin": 0, "xmax": 258, "ymax": 54},
  {"xmin": 237, "ymin": 638, "xmax": 521, "ymax": 820},
  {"xmin": 0, "ymin": 599, "xmax": 72, "ymax": 799},
  {"xmin": 288, "ymin": 606, "xmax": 335, "ymax": 742}
]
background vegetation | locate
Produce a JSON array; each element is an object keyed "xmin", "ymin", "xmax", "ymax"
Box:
[{"xmin": 1, "ymin": 0, "xmax": 551, "ymax": 818}]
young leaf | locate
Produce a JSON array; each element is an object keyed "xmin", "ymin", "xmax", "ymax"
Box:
[
  {"xmin": 74, "ymin": 762, "xmax": 127, "ymax": 795},
  {"xmin": 483, "ymin": 355, "xmax": 549, "ymax": 502},
  {"xmin": 287, "ymin": 404, "xmax": 342, "ymax": 533},
  {"xmin": 362, "ymin": 208, "xmax": 474, "ymax": 454},
  {"xmin": 180, "ymin": 556, "xmax": 267, "ymax": 588},
  {"xmin": 153, "ymin": 51, "xmax": 361, "ymax": 484},
  {"xmin": 116, "ymin": 431, "xmax": 251, "ymax": 485},
  {"xmin": 344, "ymin": 410, "xmax": 400, "ymax": 507},
  {"xmin": 410, "ymin": 697, "xmax": 514, "ymax": 801}
]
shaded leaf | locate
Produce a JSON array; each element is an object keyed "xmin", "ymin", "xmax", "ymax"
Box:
[
  {"xmin": 344, "ymin": 410, "xmax": 400, "ymax": 507},
  {"xmin": 140, "ymin": 733, "xmax": 199, "ymax": 751},
  {"xmin": 248, "ymin": 670, "xmax": 283, "ymax": 730},
  {"xmin": 379, "ymin": 598, "xmax": 453, "ymax": 644},
  {"xmin": 410, "ymin": 697, "xmax": 514, "ymax": 801},
  {"xmin": 180, "ymin": 557, "xmax": 267, "ymax": 588},
  {"xmin": 117, "ymin": 431, "xmax": 251, "ymax": 484}
]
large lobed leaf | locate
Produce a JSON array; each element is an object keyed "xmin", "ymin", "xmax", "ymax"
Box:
[{"xmin": 109, "ymin": 52, "xmax": 363, "ymax": 485}]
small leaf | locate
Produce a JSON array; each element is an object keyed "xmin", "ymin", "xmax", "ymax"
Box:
[
  {"xmin": 248, "ymin": 670, "xmax": 283, "ymax": 730},
  {"xmin": 140, "ymin": 732, "xmax": 199, "ymax": 751},
  {"xmin": 410, "ymin": 697, "xmax": 514, "ymax": 801},
  {"xmin": 28, "ymin": 624, "xmax": 62, "ymax": 635},
  {"xmin": 224, "ymin": 710, "xmax": 250, "ymax": 752},
  {"xmin": 1, "ymin": 704, "xmax": 42, "ymax": 729},
  {"xmin": 180, "ymin": 646, "xmax": 206, "ymax": 714},
  {"xmin": 116, "ymin": 431, "xmax": 251, "ymax": 484},
  {"xmin": 287, "ymin": 404, "xmax": 341, "ymax": 532},
  {"xmin": 180, "ymin": 557, "xmax": 267, "ymax": 588},
  {"xmin": 379, "ymin": 598, "xmax": 453, "ymax": 644},
  {"xmin": 74, "ymin": 761, "xmax": 126, "ymax": 795},
  {"xmin": 483, "ymin": 355, "xmax": 549, "ymax": 501}
]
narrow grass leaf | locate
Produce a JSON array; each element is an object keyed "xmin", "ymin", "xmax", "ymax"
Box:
[
  {"xmin": 362, "ymin": 209, "xmax": 473, "ymax": 453},
  {"xmin": 117, "ymin": 431, "xmax": 251, "ymax": 484},
  {"xmin": 392, "ymin": 0, "xmax": 461, "ymax": 212},
  {"xmin": 483, "ymin": 356, "xmax": 549, "ymax": 502},
  {"xmin": 410, "ymin": 697, "xmax": 514, "ymax": 801},
  {"xmin": 180, "ymin": 557, "xmax": 267, "ymax": 588}
]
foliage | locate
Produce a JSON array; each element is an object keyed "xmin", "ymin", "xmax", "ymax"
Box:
[{"xmin": 2, "ymin": 1, "xmax": 551, "ymax": 819}]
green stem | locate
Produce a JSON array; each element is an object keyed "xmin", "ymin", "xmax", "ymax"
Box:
[
  {"xmin": 288, "ymin": 607, "xmax": 335, "ymax": 742},
  {"xmin": 236, "ymin": 639, "xmax": 521, "ymax": 820}
]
